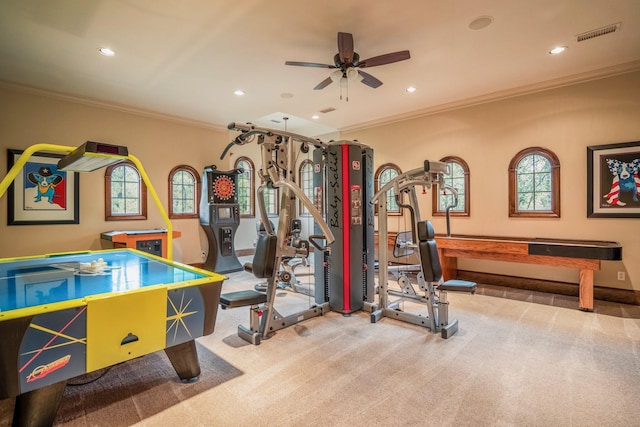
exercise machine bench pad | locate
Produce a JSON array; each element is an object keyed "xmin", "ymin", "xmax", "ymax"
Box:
[
  {"xmin": 436, "ymin": 279, "xmax": 477, "ymax": 294},
  {"xmin": 220, "ymin": 290, "xmax": 267, "ymax": 309}
]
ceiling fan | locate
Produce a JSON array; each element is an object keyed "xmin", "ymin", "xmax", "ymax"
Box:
[{"xmin": 285, "ymin": 32, "xmax": 411, "ymax": 91}]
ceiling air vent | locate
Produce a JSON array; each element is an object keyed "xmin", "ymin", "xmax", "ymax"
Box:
[
  {"xmin": 576, "ymin": 22, "xmax": 621, "ymax": 42},
  {"xmin": 319, "ymin": 107, "xmax": 336, "ymax": 114}
]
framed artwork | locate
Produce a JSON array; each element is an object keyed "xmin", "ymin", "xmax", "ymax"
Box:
[
  {"xmin": 587, "ymin": 141, "xmax": 640, "ymax": 218},
  {"xmin": 7, "ymin": 149, "xmax": 80, "ymax": 225}
]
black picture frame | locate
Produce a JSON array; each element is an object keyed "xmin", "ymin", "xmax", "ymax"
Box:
[
  {"xmin": 7, "ymin": 149, "xmax": 80, "ymax": 225},
  {"xmin": 587, "ymin": 141, "xmax": 640, "ymax": 218}
]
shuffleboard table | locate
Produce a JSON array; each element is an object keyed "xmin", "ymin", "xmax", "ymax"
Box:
[
  {"xmin": 0, "ymin": 248, "xmax": 225, "ymax": 427},
  {"xmin": 434, "ymin": 235, "xmax": 622, "ymax": 311}
]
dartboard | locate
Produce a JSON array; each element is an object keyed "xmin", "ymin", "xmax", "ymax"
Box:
[{"xmin": 213, "ymin": 175, "xmax": 235, "ymax": 200}]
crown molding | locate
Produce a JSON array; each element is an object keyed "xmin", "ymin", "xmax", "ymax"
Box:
[
  {"xmin": 340, "ymin": 60, "xmax": 640, "ymax": 134},
  {"xmin": 3, "ymin": 59, "xmax": 639, "ymax": 137},
  {"xmin": 0, "ymin": 80, "xmax": 228, "ymax": 133}
]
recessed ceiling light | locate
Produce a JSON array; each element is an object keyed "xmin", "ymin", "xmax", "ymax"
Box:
[
  {"xmin": 97, "ymin": 47, "xmax": 115, "ymax": 57},
  {"xmin": 311, "ymin": 115, "xmax": 319, "ymax": 120},
  {"xmin": 234, "ymin": 90, "xmax": 245, "ymax": 96},
  {"xmin": 468, "ymin": 16, "xmax": 493, "ymax": 31},
  {"xmin": 406, "ymin": 86, "xmax": 416, "ymax": 93},
  {"xmin": 549, "ymin": 46, "xmax": 568, "ymax": 55}
]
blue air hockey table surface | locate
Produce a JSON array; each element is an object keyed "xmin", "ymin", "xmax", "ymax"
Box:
[{"xmin": 0, "ymin": 248, "xmax": 226, "ymax": 427}]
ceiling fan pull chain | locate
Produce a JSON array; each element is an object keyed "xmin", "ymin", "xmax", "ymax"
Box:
[{"xmin": 346, "ymin": 78, "xmax": 349, "ymax": 102}]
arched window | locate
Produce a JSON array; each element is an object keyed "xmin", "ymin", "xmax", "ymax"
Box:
[
  {"xmin": 168, "ymin": 165, "xmax": 200, "ymax": 219},
  {"xmin": 105, "ymin": 161, "xmax": 147, "ymax": 220},
  {"xmin": 375, "ymin": 163, "xmax": 402, "ymax": 215},
  {"xmin": 432, "ymin": 156, "xmax": 470, "ymax": 217},
  {"xmin": 299, "ymin": 160, "xmax": 314, "ymax": 215},
  {"xmin": 264, "ymin": 186, "xmax": 279, "ymax": 216},
  {"xmin": 234, "ymin": 156, "xmax": 255, "ymax": 217},
  {"xmin": 509, "ymin": 147, "xmax": 560, "ymax": 218}
]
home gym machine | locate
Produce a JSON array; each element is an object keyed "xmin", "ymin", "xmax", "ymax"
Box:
[
  {"xmin": 312, "ymin": 142, "xmax": 376, "ymax": 314},
  {"xmin": 371, "ymin": 160, "xmax": 476, "ymax": 338},
  {"xmin": 200, "ymin": 166, "xmax": 243, "ymax": 273},
  {"xmin": 218, "ymin": 123, "xmax": 335, "ymax": 344}
]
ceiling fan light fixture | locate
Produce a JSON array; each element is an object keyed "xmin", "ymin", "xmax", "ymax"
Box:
[
  {"xmin": 234, "ymin": 89, "xmax": 245, "ymax": 96},
  {"xmin": 406, "ymin": 86, "xmax": 417, "ymax": 93},
  {"xmin": 330, "ymin": 69, "xmax": 343, "ymax": 82},
  {"xmin": 285, "ymin": 32, "xmax": 410, "ymax": 95},
  {"xmin": 346, "ymin": 67, "xmax": 361, "ymax": 81}
]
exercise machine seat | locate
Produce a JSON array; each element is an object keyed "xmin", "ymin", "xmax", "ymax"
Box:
[
  {"xmin": 243, "ymin": 234, "xmax": 277, "ymax": 279},
  {"xmin": 220, "ymin": 233, "xmax": 274, "ymax": 310},
  {"xmin": 437, "ymin": 279, "xmax": 477, "ymax": 293},
  {"xmin": 417, "ymin": 220, "xmax": 476, "ymax": 294}
]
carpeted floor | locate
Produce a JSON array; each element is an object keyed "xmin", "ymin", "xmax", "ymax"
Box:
[{"xmin": 2, "ymin": 260, "xmax": 640, "ymax": 427}]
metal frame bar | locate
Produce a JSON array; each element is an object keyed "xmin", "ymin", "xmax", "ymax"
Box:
[{"xmin": 0, "ymin": 143, "xmax": 175, "ymax": 259}]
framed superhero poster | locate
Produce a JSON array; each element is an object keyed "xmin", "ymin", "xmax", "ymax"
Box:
[
  {"xmin": 7, "ymin": 149, "xmax": 80, "ymax": 225},
  {"xmin": 587, "ymin": 141, "xmax": 640, "ymax": 218}
]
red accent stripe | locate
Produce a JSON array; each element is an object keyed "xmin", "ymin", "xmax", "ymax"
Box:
[
  {"xmin": 342, "ymin": 144, "xmax": 351, "ymax": 311},
  {"xmin": 607, "ymin": 188, "xmax": 620, "ymax": 197},
  {"xmin": 19, "ymin": 306, "xmax": 87, "ymax": 373}
]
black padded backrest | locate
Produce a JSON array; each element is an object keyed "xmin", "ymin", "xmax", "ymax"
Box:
[
  {"xmin": 417, "ymin": 220, "xmax": 442, "ymax": 282},
  {"xmin": 417, "ymin": 220, "xmax": 435, "ymax": 241},
  {"xmin": 251, "ymin": 234, "xmax": 277, "ymax": 279}
]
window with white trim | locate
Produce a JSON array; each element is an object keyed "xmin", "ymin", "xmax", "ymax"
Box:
[
  {"xmin": 169, "ymin": 165, "xmax": 200, "ymax": 219},
  {"xmin": 235, "ymin": 157, "xmax": 255, "ymax": 217},
  {"xmin": 374, "ymin": 163, "xmax": 402, "ymax": 215},
  {"xmin": 509, "ymin": 147, "xmax": 560, "ymax": 217},
  {"xmin": 432, "ymin": 156, "xmax": 470, "ymax": 217},
  {"xmin": 299, "ymin": 160, "xmax": 314, "ymax": 215},
  {"xmin": 105, "ymin": 161, "xmax": 147, "ymax": 220}
]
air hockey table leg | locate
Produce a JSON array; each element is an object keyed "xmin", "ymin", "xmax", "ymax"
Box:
[
  {"xmin": 12, "ymin": 380, "xmax": 67, "ymax": 427},
  {"xmin": 164, "ymin": 340, "xmax": 201, "ymax": 383}
]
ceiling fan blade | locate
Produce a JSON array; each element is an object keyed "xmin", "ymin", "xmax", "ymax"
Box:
[
  {"xmin": 358, "ymin": 70, "xmax": 383, "ymax": 89},
  {"xmin": 358, "ymin": 50, "xmax": 411, "ymax": 68},
  {"xmin": 285, "ymin": 61, "xmax": 336, "ymax": 68},
  {"xmin": 313, "ymin": 77, "xmax": 333, "ymax": 90},
  {"xmin": 337, "ymin": 32, "xmax": 354, "ymax": 63}
]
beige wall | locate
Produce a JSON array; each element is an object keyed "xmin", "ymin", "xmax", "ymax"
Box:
[
  {"xmin": 342, "ymin": 71, "xmax": 640, "ymax": 292},
  {"xmin": 2, "ymin": 71, "xmax": 639, "ymax": 292},
  {"xmin": 0, "ymin": 85, "xmax": 228, "ymax": 264}
]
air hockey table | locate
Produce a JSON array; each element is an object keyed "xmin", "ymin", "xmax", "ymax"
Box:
[{"xmin": 0, "ymin": 248, "xmax": 225, "ymax": 427}]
